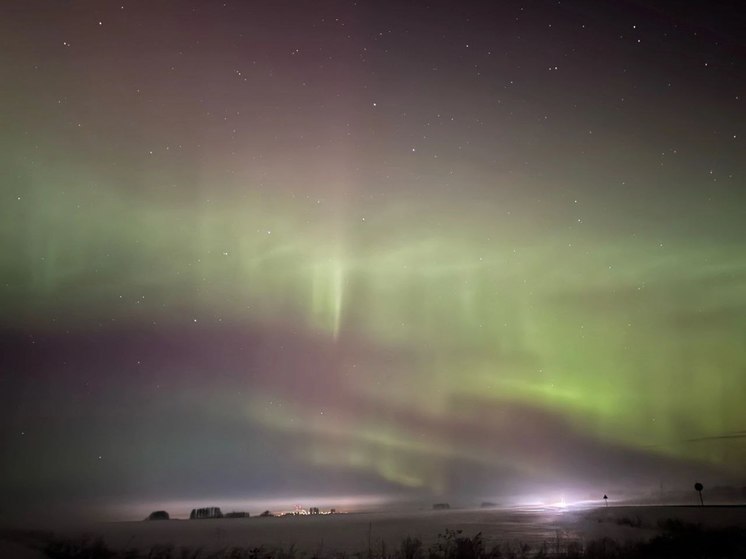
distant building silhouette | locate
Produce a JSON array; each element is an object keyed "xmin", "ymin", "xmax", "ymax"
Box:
[{"xmin": 190, "ymin": 506, "xmax": 223, "ymax": 519}]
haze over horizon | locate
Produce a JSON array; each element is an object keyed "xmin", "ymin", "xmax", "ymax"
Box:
[{"xmin": 1, "ymin": 0, "xmax": 745, "ymax": 523}]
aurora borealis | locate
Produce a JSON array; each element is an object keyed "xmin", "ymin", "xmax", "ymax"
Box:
[{"xmin": 1, "ymin": 1, "xmax": 745, "ymax": 520}]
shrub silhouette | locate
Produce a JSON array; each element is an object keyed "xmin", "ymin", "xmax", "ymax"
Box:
[
  {"xmin": 644, "ymin": 520, "xmax": 746, "ymax": 558},
  {"xmin": 44, "ymin": 536, "xmax": 114, "ymax": 559},
  {"xmin": 28, "ymin": 521, "xmax": 746, "ymax": 558},
  {"xmin": 615, "ymin": 515, "xmax": 642, "ymax": 528},
  {"xmin": 429, "ymin": 529, "xmax": 487, "ymax": 559},
  {"xmin": 400, "ymin": 536, "xmax": 423, "ymax": 559}
]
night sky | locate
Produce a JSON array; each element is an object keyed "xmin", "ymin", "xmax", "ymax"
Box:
[{"xmin": 1, "ymin": 1, "xmax": 745, "ymax": 521}]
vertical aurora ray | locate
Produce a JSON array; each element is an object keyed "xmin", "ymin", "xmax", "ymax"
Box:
[{"xmin": 311, "ymin": 257, "xmax": 345, "ymax": 339}]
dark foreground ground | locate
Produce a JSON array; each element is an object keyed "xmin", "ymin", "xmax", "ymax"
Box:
[{"xmin": 2, "ymin": 506, "xmax": 745, "ymax": 559}]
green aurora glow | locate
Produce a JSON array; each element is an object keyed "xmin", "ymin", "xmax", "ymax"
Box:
[{"xmin": 1, "ymin": 1, "xmax": 745, "ymax": 512}]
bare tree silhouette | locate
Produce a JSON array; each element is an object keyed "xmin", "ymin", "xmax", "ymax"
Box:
[{"xmin": 694, "ymin": 482, "xmax": 704, "ymax": 506}]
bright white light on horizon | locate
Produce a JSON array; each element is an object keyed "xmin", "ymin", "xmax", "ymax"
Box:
[
  {"xmin": 552, "ymin": 496, "xmax": 568, "ymax": 509},
  {"xmin": 512, "ymin": 492, "xmax": 603, "ymax": 512}
]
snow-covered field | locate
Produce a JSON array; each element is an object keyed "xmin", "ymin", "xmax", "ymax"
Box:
[{"xmin": 3, "ymin": 505, "xmax": 745, "ymax": 557}]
